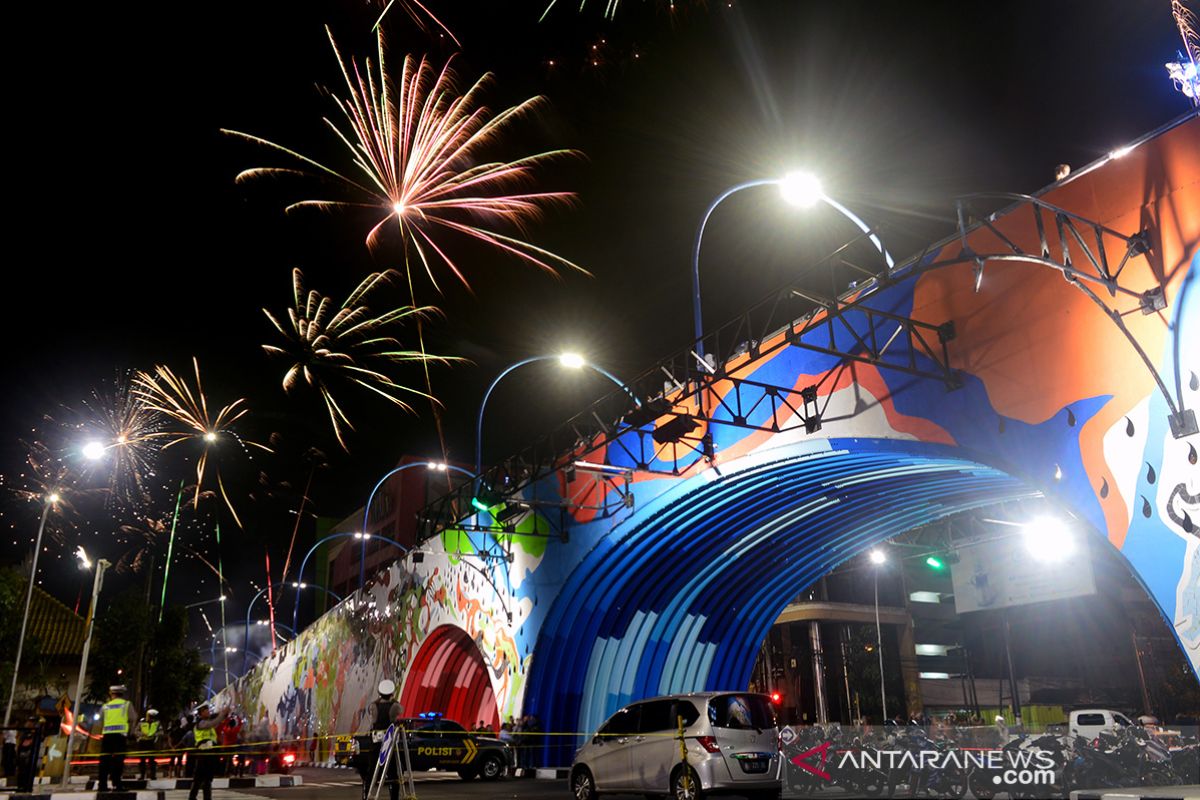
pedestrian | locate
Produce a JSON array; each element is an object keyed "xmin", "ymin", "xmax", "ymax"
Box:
[
  {"xmin": 218, "ymin": 712, "xmax": 243, "ymax": 776},
  {"xmin": 188, "ymin": 703, "xmax": 229, "ymax": 800},
  {"xmin": 519, "ymin": 714, "xmax": 541, "ymax": 773},
  {"xmin": 98, "ymin": 684, "xmax": 139, "ymax": 792},
  {"xmin": 137, "ymin": 708, "xmax": 162, "ymax": 780},
  {"xmin": 14, "ymin": 717, "xmax": 40, "ymax": 792},
  {"xmin": 1, "ymin": 726, "xmax": 15, "ymax": 779}
]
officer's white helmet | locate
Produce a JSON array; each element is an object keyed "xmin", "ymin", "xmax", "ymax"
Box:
[{"xmin": 378, "ymin": 679, "xmax": 396, "ymax": 697}]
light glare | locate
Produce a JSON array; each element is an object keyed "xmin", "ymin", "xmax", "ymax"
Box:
[
  {"xmin": 559, "ymin": 352, "xmax": 586, "ymax": 369},
  {"xmin": 868, "ymin": 549, "xmax": 886, "ymax": 565},
  {"xmin": 82, "ymin": 441, "xmax": 106, "ymax": 461},
  {"xmin": 779, "ymin": 171, "xmax": 824, "ymax": 208},
  {"xmin": 1023, "ymin": 517, "xmax": 1075, "ymax": 562}
]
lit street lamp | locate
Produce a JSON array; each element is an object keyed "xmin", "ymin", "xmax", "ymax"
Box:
[
  {"xmin": 475, "ymin": 353, "xmax": 629, "ymax": 474},
  {"xmin": 356, "ymin": 461, "xmax": 474, "ymax": 592},
  {"xmin": 868, "ymin": 547, "xmax": 888, "ymax": 722},
  {"xmin": 62, "ymin": 551, "xmax": 111, "ymax": 786},
  {"xmin": 3, "ymin": 491, "xmax": 60, "ymax": 728},
  {"xmin": 691, "ymin": 173, "xmax": 896, "ymax": 357}
]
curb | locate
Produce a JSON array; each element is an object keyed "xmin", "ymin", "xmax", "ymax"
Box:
[
  {"xmin": 0, "ymin": 793, "xmax": 164, "ymax": 800},
  {"xmin": 82, "ymin": 775, "xmax": 303, "ymax": 790}
]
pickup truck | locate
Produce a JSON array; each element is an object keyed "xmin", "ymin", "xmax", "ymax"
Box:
[{"xmin": 1069, "ymin": 709, "xmax": 1136, "ymax": 742}]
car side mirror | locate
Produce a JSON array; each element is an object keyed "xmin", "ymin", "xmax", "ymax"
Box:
[{"xmin": 592, "ymin": 736, "xmax": 603, "ymax": 746}]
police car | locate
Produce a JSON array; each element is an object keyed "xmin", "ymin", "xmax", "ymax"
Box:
[{"xmin": 358, "ymin": 714, "xmax": 514, "ymax": 781}]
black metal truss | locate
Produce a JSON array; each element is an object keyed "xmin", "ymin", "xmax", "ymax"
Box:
[
  {"xmin": 418, "ymin": 140, "xmax": 1197, "ymax": 544},
  {"xmin": 942, "ymin": 192, "xmax": 1195, "ymax": 439}
]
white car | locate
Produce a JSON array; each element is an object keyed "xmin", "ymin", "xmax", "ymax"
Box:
[
  {"xmin": 1069, "ymin": 709, "xmax": 1135, "ymax": 742},
  {"xmin": 570, "ymin": 692, "xmax": 781, "ymax": 800}
]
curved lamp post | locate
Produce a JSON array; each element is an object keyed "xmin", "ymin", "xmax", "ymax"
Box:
[
  {"xmin": 692, "ymin": 173, "xmax": 896, "ymax": 357},
  {"xmin": 357, "ymin": 462, "xmax": 474, "ymax": 591},
  {"xmin": 244, "ymin": 581, "xmax": 344, "ymax": 675},
  {"xmin": 475, "ymin": 354, "xmax": 631, "ymax": 474},
  {"xmin": 291, "ymin": 530, "xmax": 414, "ymax": 634}
]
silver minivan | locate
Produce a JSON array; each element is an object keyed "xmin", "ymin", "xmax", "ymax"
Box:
[{"xmin": 570, "ymin": 692, "xmax": 781, "ymax": 800}]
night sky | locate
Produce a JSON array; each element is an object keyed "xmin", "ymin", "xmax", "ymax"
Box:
[{"xmin": 2, "ymin": 1, "xmax": 1192, "ymax": 625}]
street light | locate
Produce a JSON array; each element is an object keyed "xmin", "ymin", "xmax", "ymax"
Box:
[
  {"xmin": 475, "ymin": 354, "xmax": 630, "ymax": 473},
  {"xmin": 356, "ymin": 462, "xmax": 475, "ymax": 593},
  {"xmin": 691, "ymin": 174, "xmax": 896, "ymax": 357},
  {"xmin": 3, "ymin": 491, "xmax": 61, "ymax": 727},
  {"xmin": 868, "ymin": 548, "xmax": 888, "ymax": 722},
  {"xmin": 62, "ymin": 554, "xmax": 111, "ymax": 786}
]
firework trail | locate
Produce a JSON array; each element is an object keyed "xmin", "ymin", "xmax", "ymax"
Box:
[
  {"xmin": 262, "ymin": 268, "xmax": 456, "ymax": 450},
  {"xmin": 133, "ymin": 358, "xmax": 270, "ymax": 528},
  {"xmin": 540, "ymin": 0, "xmax": 692, "ymax": 21},
  {"xmin": 1175, "ymin": 0, "xmax": 1200, "ymax": 64},
  {"xmin": 371, "ymin": 0, "xmax": 459, "ymax": 44},
  {"xmin": 80, "ymin": 373, "xmax": 163, "ymax": 509}
]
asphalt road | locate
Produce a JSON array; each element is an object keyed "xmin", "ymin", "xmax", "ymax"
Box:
[{"xmin": 228, "ymin": 766, "xmax": 775, "ymax": 799}]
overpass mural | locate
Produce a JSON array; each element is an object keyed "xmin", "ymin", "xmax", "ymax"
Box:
[{"xmin": 232, "ymin": 114, "xmax": 1198, "ymax": 766}]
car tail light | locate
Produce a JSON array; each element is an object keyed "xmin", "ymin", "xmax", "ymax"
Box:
[
  {"xmin": 282, "ymin": 753, "xmax": 296, "ymax": 765},
  {"xmin": 695, "ymin": 736, "xmax": 721, "ymax": 753}
]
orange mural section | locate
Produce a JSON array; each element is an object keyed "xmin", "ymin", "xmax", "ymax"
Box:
[{"xmin": 912, "ymin": 117, "xmax": 1200, "ymax": 547}]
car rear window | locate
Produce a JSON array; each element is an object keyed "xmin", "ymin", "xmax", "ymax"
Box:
[
  {"xmin": 1075, "ymin": 714, "xmax": 1106, "ymax": 726},
  {"xmin": 637, "ymin": 699, "xmax": 700, "ymax": 733},
  {"xmin": 708, "ymin": 694, "xmax": 776, "ymax": 730}
]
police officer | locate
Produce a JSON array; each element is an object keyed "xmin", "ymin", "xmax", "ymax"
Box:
[
  {"xmin": 188, "ymin": 703, "xmax": 229, "ymax": 800},
  {"xmin": 137, "ymin": 709, "xmax": 161, "ymax": 780},
  {"xmin": 359, "ymin": 680, "xmax": 403, "ymax": 800},
  {"xmin": 98, "ymin": 684, "xmax": 139, "ymax": 792}
]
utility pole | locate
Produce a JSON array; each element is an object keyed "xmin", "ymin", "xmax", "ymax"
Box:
[{"xmin": 62, "ymin": 559, "xmax": 111, "ymax": 786}]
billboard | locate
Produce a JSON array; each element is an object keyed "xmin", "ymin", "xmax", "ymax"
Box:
[{"xmin": 951, "ymin": 537, "xmax": 1096, "ymax": 614}]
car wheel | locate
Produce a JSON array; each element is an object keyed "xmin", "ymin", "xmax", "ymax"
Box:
[
  {"xmin": 571, "ymin": 766, "xmax": 597, "ymax": 800},
  {"xmin": 670, "ymin": 766, "xmax": 704, "ymax": 800},
  {"xmin": 457, "ymin": 768, "xmax": 477, "ymax": 781},
  {"xmin": 479, "ymin": 753, "xmax": 505, "ymax": 781}
]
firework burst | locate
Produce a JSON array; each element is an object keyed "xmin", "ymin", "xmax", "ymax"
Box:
[
  {"xmin": 79, "ymin": 374, "xmax": 163, "ymax": 508},
  {"xmin": 223, "ymin": 27, "xmax": 586, "ymax": 292},
  {"xmin": 133, "ymin": 358, "xmax": 270, "ymax": 527},
  {"xmin": 263, "ymin": 268, "xmax": 455, "ymax": 449}
]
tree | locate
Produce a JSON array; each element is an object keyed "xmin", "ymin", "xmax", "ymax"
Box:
[
  {"xmin": 146, "ymin": 606, "xmax": 209, "ymax": 719},
  {"xmin": 0, "ymin": 566, "xmax": 41, "ymax": 712},
  {"xmin": 88, "ymin": 587, "xmax": 207, "ymax": 719}
]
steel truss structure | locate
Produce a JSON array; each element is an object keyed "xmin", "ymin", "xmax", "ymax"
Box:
[{"xmin": 419, "ymin": 120, "xmax": 1197, "ymax": 549}]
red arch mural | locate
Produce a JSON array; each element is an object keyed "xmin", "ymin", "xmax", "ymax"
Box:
[{"xmin": 399, "ymin": 625, "xmax": 500, "ymax": 730}]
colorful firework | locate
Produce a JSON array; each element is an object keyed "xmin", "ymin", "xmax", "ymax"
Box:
[
  {"xmin": 79, "ymin": 373, "xmax": 164, "ymax": 508},
  {"xmin": 133, "ymin": 358, "xmax": 270, "ymax": 527},
  {"xmin": 371, "ymin": 0, "xmax": 459, "ymax": 44},
  {"xmin": 263, "ymin": 268, "xmax": 452, "ymax": 449},
  {"xmin": 223, "ymin": 28, "xmax": 586, "ymax": 292},
  {"xmin": 1174, "ymin": 0, "xmax": 1200, "ymax": 64},
  {"xmin": 2, "ymin": 439, "xmax": 100, "ymax": 546}
]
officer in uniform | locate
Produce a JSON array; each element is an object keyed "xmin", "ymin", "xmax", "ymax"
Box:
[
  {"xmin": 188, "ymin": 703, "xmax": 229, "ymax": 800},
  {"xmin": 357, "ymin": 680, "xmax": 403, "ymax": 800},
  {"xmin": 98, "ymin": 684, "xmax": 139, "ymax": 792},
  {"xmin": 137, "ymin": 709, "xmax": 161, "ymax": 780}
]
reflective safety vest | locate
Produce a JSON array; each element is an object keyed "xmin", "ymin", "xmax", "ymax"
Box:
[
  {"xmin": 194, "ymin": 724, "xmax": 217, "ymax": 748},
  {"xmin": 139, "ymin": 720, "xmax": 160, "ymax": 739},
  {"xmin": 102, "ymin": 700, "xmax": 131, "ymax": 735}
]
